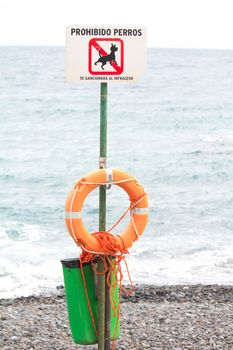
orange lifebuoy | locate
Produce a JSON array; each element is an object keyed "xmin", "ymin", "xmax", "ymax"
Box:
[{"xmin": 65, "ymin": 169, "xmax": 148, "ymax": 253}]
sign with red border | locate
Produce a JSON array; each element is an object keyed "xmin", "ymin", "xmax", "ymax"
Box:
[
  {"xmin": 88, "ymin": 38, "xmax": 124, "ymax": 75},
  {"xmin": 66, "ymin": 26, "xmax": 146, "ymax": 83}
]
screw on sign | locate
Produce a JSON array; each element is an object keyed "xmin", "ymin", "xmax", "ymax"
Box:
[{"xmin": 89, "ymin": 38, "xmax": 124, "ymax": 75}]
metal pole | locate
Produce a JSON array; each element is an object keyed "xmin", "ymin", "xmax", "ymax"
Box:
[
  {"xmin": 105, "ymin": 260, "xmax": 111, "ymax": 350},
  {"xmin": 98, "ymin": 82, "xmax": 111, "ymax": 350}
]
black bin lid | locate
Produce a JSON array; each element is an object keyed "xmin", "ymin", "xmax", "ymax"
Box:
[{"xmin": 61, "ymin": 258, "xmax": 97, "ymax": 268}]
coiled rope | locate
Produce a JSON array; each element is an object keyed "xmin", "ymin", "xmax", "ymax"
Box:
[{"xmin": 77, "ymin": 191, "xmax": 146, "ymax": 350}]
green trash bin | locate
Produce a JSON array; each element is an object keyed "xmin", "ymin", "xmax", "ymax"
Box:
[{"xmin": 61, "ymin": 258, "xmax": 120, "ymax": 345}]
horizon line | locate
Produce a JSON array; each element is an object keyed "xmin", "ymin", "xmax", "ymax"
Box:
[{"xmin": 0, "ymin": 44, "xmax": 233, "ymax": 51}]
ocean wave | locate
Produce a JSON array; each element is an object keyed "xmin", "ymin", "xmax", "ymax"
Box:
[
  {"xmin": 186, "ymin": 150, "xmax": 202, "ymax": 155},
  {"xmin": 0, "ymin": 222, "xmax": 46, "ymax": 242},
  {"xmin": 202, "ymin": 134, "xmax": 233, "ymax": 144},
  {"xmin": 0, "ymin": 174, "xmax": 16, "ymax": 181}
]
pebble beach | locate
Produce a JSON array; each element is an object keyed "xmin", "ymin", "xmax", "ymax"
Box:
[{"xmin": 1, "ymin": 284, "xmax": 233, "ymax": 350}]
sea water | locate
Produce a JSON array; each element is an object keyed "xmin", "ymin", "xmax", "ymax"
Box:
[{"xmin": 0, "ymin": 46, "xmax": 233, "ymax": 298}]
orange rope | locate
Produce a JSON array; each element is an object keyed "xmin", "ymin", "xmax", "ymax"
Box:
[
  {"xmin": 80, "ymin": 234, "xmax": 132, "ymax": 350},
  {"xmin": 79, "ymin": 195, "xmax": 146, "ymax": 349},
  {"xmin": 79, "ymin": 259, "xmax": 98, "ymax": 337}
]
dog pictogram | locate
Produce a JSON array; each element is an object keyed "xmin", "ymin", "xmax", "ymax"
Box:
[
  {"xmin": 89, "ymin": 38, "xmax": 124, "ymax": 75},
  {"xmin": 95, "ymin": 43, "xmax": 118, "ymax": 70}
]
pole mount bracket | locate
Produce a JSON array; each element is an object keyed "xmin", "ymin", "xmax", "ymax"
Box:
[{"xmin": 99, "ymin": 156, "xmax": 107, "ymax": 169}]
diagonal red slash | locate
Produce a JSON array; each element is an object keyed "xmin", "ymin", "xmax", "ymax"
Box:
[{"xmin": 89, "ymin": 38, "xmax": 124, "ymax": 75}]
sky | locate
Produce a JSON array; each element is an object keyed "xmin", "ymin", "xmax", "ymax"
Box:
[{"xmin": 0, "ymin": 0, "xmax": 233, "ymax": 49}]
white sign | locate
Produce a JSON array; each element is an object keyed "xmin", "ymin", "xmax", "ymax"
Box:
[{"xmin": 66, "ymin": 27, "xmax": 147, "ymax": 83}]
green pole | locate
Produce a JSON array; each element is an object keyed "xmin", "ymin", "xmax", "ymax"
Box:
[{"xmin": 98, "ymin": 82, "xmax": 110, "ymax": 350}]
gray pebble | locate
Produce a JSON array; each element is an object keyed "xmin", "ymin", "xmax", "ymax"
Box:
[{"xmin": 1, "ymin": 284, "xmax": 233, "ymax": 349}]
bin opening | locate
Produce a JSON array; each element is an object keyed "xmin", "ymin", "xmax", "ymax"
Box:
[{"xmin": 61, "ymin": 258, "xmax": 88, "ymax": 269}]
